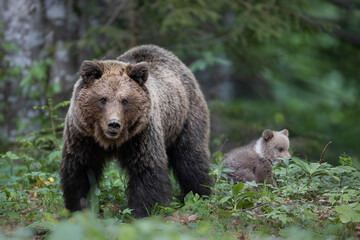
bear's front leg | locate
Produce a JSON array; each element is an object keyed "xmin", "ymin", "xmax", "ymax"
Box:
[
  {"xmin": 60, "ymin": 130, "xmax": 107, "ymax": 212},
  {"xmin": 60, "ymin": 158, "xmax": 92, "ymax": 211},
  {"xmin": 127, "ymin": 165, "xmax": 171, "ymax": 218},
  {"xmin": 121, "ymin": 125, "xmax": 172, "ymax": 218}
]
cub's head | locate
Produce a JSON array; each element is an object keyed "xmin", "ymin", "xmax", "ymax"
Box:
[
  {"xmin": 255, "ymin": 129, "xmax": 291, "ymax": 162},
  {"xmin": 73, "ymin": 60, "xmax": 151, "ymax": 148}
]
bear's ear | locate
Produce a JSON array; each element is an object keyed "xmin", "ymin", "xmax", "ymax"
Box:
[
  {"xmin": 126, "ymin": 62, "xmax": 149, "ymax": 86},
  {"xmin": 79, "ymin": 61, "xmax": 104, "ymax": 85},
  {"xmin": 262, "ymin": 129, "xmax": 274, "ymax": 142},
  {"xmin": 280, "ymin": 129, "xmax": 289, "ymax": 137}
]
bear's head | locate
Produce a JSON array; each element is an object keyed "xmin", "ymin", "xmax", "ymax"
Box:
[
  {"xmin": 254, "ymin": 129, "xmax": 291, "ymax": 162},
  {"xmin": 73, "ymin": 60, "xmax": 151, "ymax": 149}
]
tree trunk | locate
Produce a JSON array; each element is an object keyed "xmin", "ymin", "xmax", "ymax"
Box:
[{"xmin": 0, "ymin": 0, "xmax": 80, "ymax": 141}]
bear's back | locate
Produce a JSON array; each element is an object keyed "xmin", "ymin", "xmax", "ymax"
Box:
[
  {"xmin": 117, "ymin": 45, "xmax": 207, "ymax": 147},
  {"xmin": 224, "ymin": 142, "xmax": 259, "ymax": 170},
  {"xmin": 117, "ymin": 45, "xmax": 200, "ymax": 91},
  {"xmin": 224, "ymin": 142, "xmax": 273, "ymax": 184}
]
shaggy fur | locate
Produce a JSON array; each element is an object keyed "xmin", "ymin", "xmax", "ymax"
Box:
[
  {"xmin": 60, "ymin": 45, "xmax": 213, "ymax": 218},
  {"xmin": 224, "ymin": 129, "xmax": 291, "ymax": 186}
]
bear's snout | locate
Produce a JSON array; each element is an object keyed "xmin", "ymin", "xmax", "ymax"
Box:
[
  {"xmin": 283, "ymin": 151, "xmax": 292, "ymax": 159},
  {"xmin": 108, "ymin": 119, "xmax": 121, "ymax": 129},
  {"xmin": 106, "ymin": 119, "xmax": 121, "ymax": 137}
]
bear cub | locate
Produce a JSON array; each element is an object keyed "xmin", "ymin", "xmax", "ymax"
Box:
[
  {"xmin": 60, "ymin": 45, "xmax": 213, "ymax": 218},
  {"xmin": 224, "ymin": 129, "xmax": 291, "ymax": 186}
]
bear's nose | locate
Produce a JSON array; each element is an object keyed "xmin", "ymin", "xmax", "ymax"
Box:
[{"xmin": 108, "ymin": 119, "xmax": 121, "ymax": 129}]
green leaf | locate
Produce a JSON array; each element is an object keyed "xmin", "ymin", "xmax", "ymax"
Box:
[
  {"xmin": 218, "ymin": 196, "xmax": 231, "ymax": 204},
  {"xmin": 335, "ymin": 204, "xmax": 360, "ymax": 223},
  {"xmin": 277, "ymin": 213, "xmax": 289, "ymax": 224},
  {"xmin": 240, "ymin": 191, "xmax": 257, "ymax": 198},
  {"xmin": 5, "ymin": 151, "xmax": 19, "ymax": 160},
  {"xmin": 307, "ymin": 163, "xmax": 321, "ymax": 175},
  {"xmin": 332, "ymin": 166, "xmax": 356, "ymax": 174},
  {"xmin": 54, "ymin": 100, "xmax": 70, "ymax": 110},
  {"xmin": 292, "ymin": 158, "xmax": 310, "ymax": 174},
  {"xmin": 184, "ymin": 191, "xmax": 195, "ymax": 205},
  {"xmin": 48, "ymin": 150, "xmax": 61, "ymax": 162},
  {"xmin": 232, "ymin": 182, "xmax": 244, "ymax": 196}
]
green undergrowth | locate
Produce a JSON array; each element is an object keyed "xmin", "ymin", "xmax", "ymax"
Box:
[
  {"xmin": 1, "ymin": 102, "xmax": 360, "ymax": 239},
  {"xmin": 1, "ymin": 148, "xmax": 359, "ymax": 239}
]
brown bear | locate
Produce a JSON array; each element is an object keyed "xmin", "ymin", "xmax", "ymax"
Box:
[
  {"xmin": 224, "ymin": 129, "xmax": 291, "ymax": 186},
  {"xmin": 60, "ymin": 45, "xmax": 213, "ymax": 218}
]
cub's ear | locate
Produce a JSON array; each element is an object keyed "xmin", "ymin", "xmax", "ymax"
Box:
[
  {"xmin": 280, "ymin": 129, "xmax": 289, "ymax": 137},
  {"xmin": 126, "ymin": 62, "xmax": 149, "ymax": 86},
  {"xmin": 262, "ymin": 129, "xmax": 274, "ymax": 142},
  {"xmin": 79, "ymin": 61, "xmax": 103, "ymax": 85}
]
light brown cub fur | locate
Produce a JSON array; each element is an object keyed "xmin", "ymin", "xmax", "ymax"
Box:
[{"xmin": 224, "ymin": 129, "xmax": 291, "ymax": 186}]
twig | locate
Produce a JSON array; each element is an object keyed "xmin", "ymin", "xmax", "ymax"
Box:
[
  {"xmin": 217, "ymin": 135, "xmax": 229, "ymax": 153},
  {"xmin": 319, "ymin": 141, "xmax": 332, "ymax": 164},
  {"xmin": 211, "ymin": 135, "xmax": 229, "ymax": 162}
]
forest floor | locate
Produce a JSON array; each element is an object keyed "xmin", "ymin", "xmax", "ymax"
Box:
[{"xmin": 1, "ymin": 147, "xmax": 360, "ymax": 240}]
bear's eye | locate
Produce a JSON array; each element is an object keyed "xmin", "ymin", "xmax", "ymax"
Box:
[
  {"xmin": 121, "ymin": 99, "xmax": 129, "ymax": 106},
  {"xmin": 278, "ymin": 147, "xmax": 284, "ymax": 152},
  {"xmin": 99, "ymin": 97, "xmax": 107, "ymax": 105}
]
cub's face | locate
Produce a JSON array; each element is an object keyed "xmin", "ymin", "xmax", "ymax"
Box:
[
  {"xmin": 262, "ymin": 129, "xmax": 291, "ymax": 161},
  {"xmin": 75, "ymin": 60, "xmax": 151, "ymax": 148}
]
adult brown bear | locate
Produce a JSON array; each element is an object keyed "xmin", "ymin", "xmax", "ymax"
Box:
[{"xmin": 60, "ymin": 45, "xmax": 213, "ymax": 218}]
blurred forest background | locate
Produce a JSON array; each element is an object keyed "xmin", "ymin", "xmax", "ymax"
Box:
[{"xmin": 0, "ymin": 0, "xmax": 359, "ymax": 166}]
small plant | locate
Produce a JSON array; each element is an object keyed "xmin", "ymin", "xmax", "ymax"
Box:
[
  {"xmin": 339, "ymin": 153, "xmax": 353, "ymax": 167},
  {"xmin": 291, "ymin": 158, "xmax": 332, "ymax": 186},
  {"xmin": 33, "ymin": 99, "xmax": 70, "ymax": 139},
  {"xmin": 209, "ymin": 151, "xmax": 233, "ymax": 184},
  {"xmin": 218, "ymin": 182, "xmax": 257, "ymax": 211},
  {"xmin": 20, "ymin": 58, "xmax": 56, "ymax": 100}
]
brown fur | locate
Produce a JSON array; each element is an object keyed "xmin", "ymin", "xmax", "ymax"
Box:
[
  {"xmin": 60, "ymin": 45, "xmax": 213, "ymax": 218},
  {"xmin": 72, "ymin": 60, "xmax": 151, "ymax": 149},
  {"xmin": 224, "ymin": 129, "xmax": 291, "ymax": 186}
]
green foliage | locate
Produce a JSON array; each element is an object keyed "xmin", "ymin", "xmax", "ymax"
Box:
[
  {"xmin": 217, "ymin": 182, "xmax": 257, "ymax": 211},
  {"xmin": 1, "ymin": 135, "xmax": 360, "ymax": 239},
  {"xmin": 20, "ymin": 58, "xmax": 56, "ymax": 100},
  {"xmin": 73, "ymin": 0, "xmax": 325, "ymax": 71},
  {"xmin": 0, "ymin": 23, "xmax": 63, "ymax": 151},
  {"xmin": 12, "ymin": 100, "xmax": 69, "ymax": 174},
  {"xmin": 335, "ymin": 204, "xmax": 360, "ymax": 223},
  {"xmin": 189, "ymin": 51, "xmax": 230, "ymax": 72},
  {"xmin": 33, "ymin": 99, "xmax": 70, "ymax": 139},
  {"xmin": 1, "ymin": 1, "xmax": 360, "ymax": 238},
  {"xmin": 339, "ymin": 153, "xmax": 353, "ymax": 167}
]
